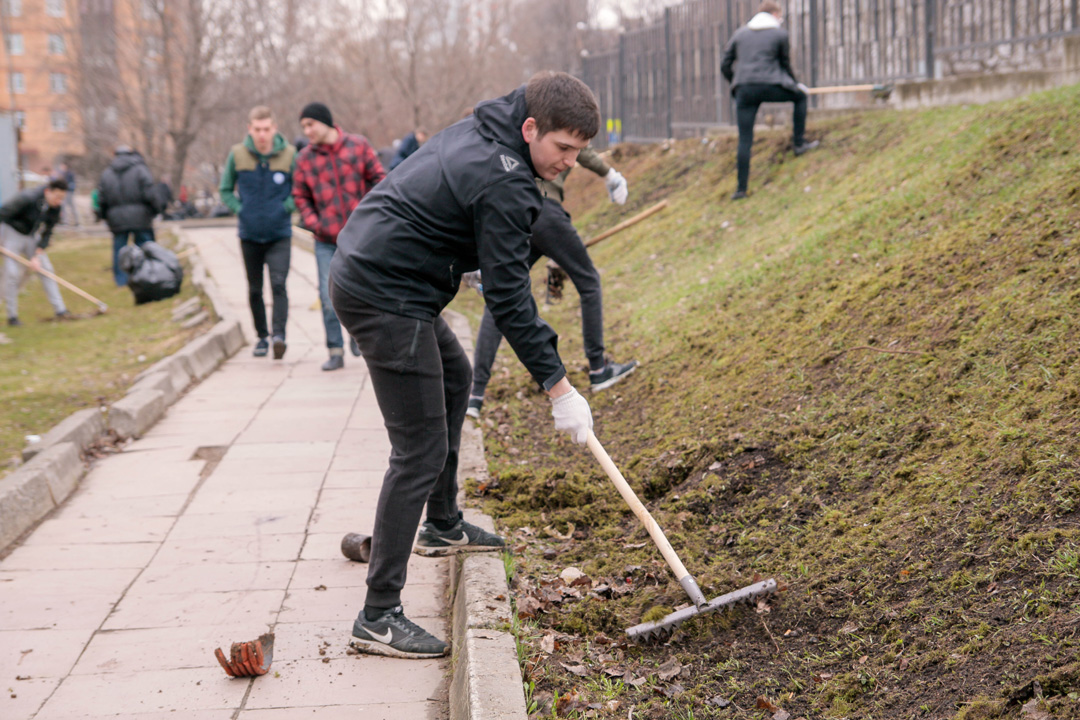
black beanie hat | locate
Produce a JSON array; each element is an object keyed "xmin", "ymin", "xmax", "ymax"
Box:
[{"xmin": 300, "ymin": 102, "xmax": 333, "ymax": 128}]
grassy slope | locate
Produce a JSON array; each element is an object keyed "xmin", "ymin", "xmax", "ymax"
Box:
[
  {"xmin": 0, "ymin": 232, "xmax": 209, "ymax": 473},
  {"xmin": 449, "ymin": 84, "xmax": 1080, "ymax": 719}
]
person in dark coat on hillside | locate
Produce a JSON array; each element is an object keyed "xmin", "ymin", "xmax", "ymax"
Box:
[
  {"xmin": 329, "ymin": 71, "xmax": 599, "ymax": 659},
  {"xmin": 465, "ymin": 144, "xmax": 637, "ymax": 420},
  {"xmin": 721, "ymin": 0, "xmax": 819, "ymax": 200},
  {"xmin": 220, "ymin": 106, "xmax": 297, "ymax": 360},
  {"xmin": 387, "ymin": 127, "xmax": 427, "ymax": 171},
  {"xmin": 0, "ymin": 179, "xmax": 70, "ymax": 325},
  {"xmin": 97, "ymin": 146, "xmax": 164, "ymax": 285},
  {"xmin": 292, "ymin": 102, "xmax": 385, "ymax": 371}
]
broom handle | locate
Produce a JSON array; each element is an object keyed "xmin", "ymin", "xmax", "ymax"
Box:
[
  {"xmin": 586, "ymin": 431, "xmax": 694, "ymax": 583},
  {"xmin": 584, "ymin": 199, "xmax": 669, "ymax": 248},
  {"xmin": 0, "ymin": 245, "xmax": 108, "ymax": 311}
]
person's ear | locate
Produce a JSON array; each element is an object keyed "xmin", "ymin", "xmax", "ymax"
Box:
[{"xmin": 522, "ymin": 117, "xmax": 538, "ymax": 144}]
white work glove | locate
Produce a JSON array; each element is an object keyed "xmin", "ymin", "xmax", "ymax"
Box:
[
  {"xmin": 796, "ymin": 82, "xmax": 810, "ymax": 95},
  {"xmin": 604, "ymin": 168, "xmax": 628, "ymax": 205},
  {"xmin": 550, "ymin": 387, "xmax": 593, "ymax": 445},
  {"xmin": 461, "ymin": 270, "xmax": 483, "ymax": 296}
]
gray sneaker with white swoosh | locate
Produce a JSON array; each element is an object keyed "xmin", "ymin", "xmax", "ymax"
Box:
[
  {"xmin": 350, "ymin": 606, "xmax": 448, "ymax": 659},
  {"xmin": 414, "ymin": 517, "xmax": 505, "ymax": 557}
]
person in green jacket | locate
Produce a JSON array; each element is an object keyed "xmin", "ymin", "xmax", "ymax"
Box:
[
  {"xmin": 219, "ymin": 106, "xmax": 297, "ymax": 359},
  {"xmin": 465, "ymin": 145, "xmax": 637, "ymax": 419}
]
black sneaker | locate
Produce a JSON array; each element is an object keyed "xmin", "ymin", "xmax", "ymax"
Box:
[
  {"xmin": 350, "ymin": 605, "xmax": 448, "ymax": 659},
  {"xmin": 322, "ymin": 354, "xmax": 344, "ymax": 371},
  {"xmin": 253, "ymin": 338, "xmax": 269, "ymax": 357},
  {"xmin": 349, "ymin": 337, "xmax": 362, "ymax": 357},
  {"xmin": 415, "ymin": 517, "xmax": 505, "ymax": 557},
  {"xmin": 272, "ymin": 336, "xmax": 286, "ymax": 360},
  {"xmin": 589, "ymin": 359, "xmax": 638, "ymax": 392},
  {"xmin": 7, "ymin": 316, "xmax": 21, "ymax": 327},
  {"xmin": 465, "ymin": 396, "xmax": 483, "ymax": 420},
  {"xmin": 731, "ymin": 190, "xmax": 748, "ymax": 201},
  {"xmin": 794, "ymin": 140, "xmax": 820, "ymax": 156}
]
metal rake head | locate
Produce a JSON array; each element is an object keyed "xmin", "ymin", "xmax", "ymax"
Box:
[{"xmin": 625, "ymin": 579, "xmax": 777, "ymax": 643}]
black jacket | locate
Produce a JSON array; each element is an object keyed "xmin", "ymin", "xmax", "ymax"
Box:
[
  {"xmin": 0, "ymin": 186, "xmax": 61, "ymax": 249},
  {"xmin": 331, "ymin": 85, "xmax": 566, "ymax": 390},
  {"xmin": 97, "ymin": 151, "xmax": 163, "ymax": 233},
  {"xmin": 721, "ymin": 18, "xmax": 799, "ymax": 94}
]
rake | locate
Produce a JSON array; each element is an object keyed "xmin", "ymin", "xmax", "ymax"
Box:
[{"xmin": 586, "ymin": 431, "xmax": 777, "ymax": 642}]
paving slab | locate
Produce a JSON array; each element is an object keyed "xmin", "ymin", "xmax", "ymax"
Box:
[{"xmin": 0, "ymin": 227, "xmax": 456, "ymax": 720}]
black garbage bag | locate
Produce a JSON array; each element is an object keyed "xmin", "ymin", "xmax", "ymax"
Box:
[{"xmin": 118, "ymin": 241, "xmax": 184, "ymax": 304}]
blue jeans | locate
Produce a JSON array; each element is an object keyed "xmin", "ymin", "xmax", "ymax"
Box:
[
  {"xmin": 314, "ymin": 240, "xmax": 344, "ymax": 349},
  {"xmin": 113, "ymin": 230, "xmax": 154, "ymax": 286}
]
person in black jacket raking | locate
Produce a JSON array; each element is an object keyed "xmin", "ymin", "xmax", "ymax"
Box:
[
  {"xmin": 330, "ymin": 71, "xmax": 599, "ymax": 659},
  {"xmin": 721, "ymin": 0, "xmax": 819, "ymax": 200},
  {"xmin": 0, "ymin": 179, "xmax": 71, "ymax": 325}
]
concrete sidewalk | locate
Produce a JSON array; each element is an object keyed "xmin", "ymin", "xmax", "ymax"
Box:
[{"xmin": 0, "ymin": 227, "xmax": 450, "ymax": 719}]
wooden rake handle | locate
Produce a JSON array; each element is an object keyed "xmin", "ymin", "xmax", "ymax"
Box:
[
  {"xmin": 0, "ymin": 244, "xmax": 108, "ymax": 312},
  {"xmin": 586, "ymin": 430, "xmax": 693, "ymax": 583},
  {"xmin": 584, "ymin": 199, "xmax": 669, "ymax": 249}
]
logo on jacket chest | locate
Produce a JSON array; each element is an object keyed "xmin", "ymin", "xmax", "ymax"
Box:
[
  {"xmin": 500, "ymin": 155, "xmax": 519, "ymax": 172},
  {"xmin": 273, "ymin": 172, "xmax": 286, "ymax": 185}
]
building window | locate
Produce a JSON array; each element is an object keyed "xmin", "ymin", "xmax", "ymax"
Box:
[
  {"xmin": 50, "ymin": 72, "xmax": 67, "ymax": 94},
  {"xmin": 3, "ymin": 0, "xmax": 21, "ymax": 17},
  {"xmin": 5, "ymin": 33, "xmax": 24, "ymax": 55},
  {"xmin": 48, "ymin": 34, "xmax": 66, "ymax": 55},
  {"xmin": 51, "ymin": 111, "xmax": 69, "ymax": 132},
  {"xmin": 14, "ymin": 110, "xmax": 25, "ymax": 129},
  {"xmin": 45, "ymin": 0, "xmax": 64, "ymax": 17},
  {"xmin": 10, "ymin": 72, "xmax": 25, "ymax": 94}
]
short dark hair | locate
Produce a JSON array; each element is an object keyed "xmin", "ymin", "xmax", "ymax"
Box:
[
  {"xmin": 759, "ymin": 1, "xmax": 783, "ymax": 14},
  {"xmin": 525, "ymin": 71, "xmax": 600, "ymax": 140},
  {"xmin": 47, "ymin": 178, "xmax": 68, "ymax": 192}
]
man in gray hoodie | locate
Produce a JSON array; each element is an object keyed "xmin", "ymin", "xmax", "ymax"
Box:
[{"xmin": 721, "ymin": 0, "xmax": 818, "ymax": 200}]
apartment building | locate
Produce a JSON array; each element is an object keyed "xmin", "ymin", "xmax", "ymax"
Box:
[{"xmin": 0, "ymin": 0, "xmax": 81, "ymax": 174}]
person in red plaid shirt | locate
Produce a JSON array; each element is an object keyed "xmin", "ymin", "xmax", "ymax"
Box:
[{"xmin": 293, "ymin": 102, "xmax": 386, "ymax": 370}]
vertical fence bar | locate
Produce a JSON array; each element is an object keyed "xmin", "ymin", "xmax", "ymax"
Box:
[
  {"xmin": 809, "ymin": 0, "xmax": 819, "ymax": 91},
  {"xmin": 1073, "ymin": 0, "xmax": 1078, "ymax": 32},
  {"xmin": 618, "ymin": 34, "xmax": 626, "ymax": 144},
  {"xmin": 664, "ymin": 7, "xmax": 674, "ymax": 139},
  {"xmin": 925, "ymin": 0, "xmax": 935, "ymax": 79}
]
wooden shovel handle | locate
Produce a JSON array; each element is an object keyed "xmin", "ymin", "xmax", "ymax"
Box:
[{"xmin": 586, "ymin": 430, "xmax": 692, "ymax": 581}]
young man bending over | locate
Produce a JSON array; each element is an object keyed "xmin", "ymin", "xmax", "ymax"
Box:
[{"xmin": 330, "ymin": 72, "xmax": 598, "ymax": 658}]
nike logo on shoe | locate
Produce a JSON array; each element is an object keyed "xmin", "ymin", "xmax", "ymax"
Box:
[
  {"xmin": 363, "ymin": 627, "xmax": 394, "ymax": 644},
  {"xmin": 443, "ymin": 533, "xmax": 471, "ymax": 546}
]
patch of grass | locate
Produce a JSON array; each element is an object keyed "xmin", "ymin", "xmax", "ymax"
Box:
[
  {"xmin": 0, "ymin": 231, "xmax": 208, "ymax": 473},
  {"xmin": 450, "ymin": 83, "xmax": 1080, "ymax": 719}
]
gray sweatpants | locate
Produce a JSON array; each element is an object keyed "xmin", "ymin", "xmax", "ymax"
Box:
[{"xmin": 3, "ymin": 225, "xmax": 67, "ymax": 319}]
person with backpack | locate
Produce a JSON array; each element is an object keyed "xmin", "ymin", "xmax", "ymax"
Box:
[{"xmin": 97, "ymin": 146, "xmax": 164, "ymax": 285}]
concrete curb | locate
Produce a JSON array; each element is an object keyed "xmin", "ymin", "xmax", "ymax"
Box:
[
  {"xmin": 445, "ymin": 309, "xmax": 528, "ymax": 720},
  {"xmin": 108, "ymin": 389, "xmax": 167, "ymax": 439},
  {"xmin": 22, "ymin": 407, "xmax": 105, "ymax": 462},
  {"xmin": 0, "ymin": 442, "xmax": 85, "ymax": 549},
  {"xmin": 1, "ymin": 230, "xmax": 244, "ymax": 554}
]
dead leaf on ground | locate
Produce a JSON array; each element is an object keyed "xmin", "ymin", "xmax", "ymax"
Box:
[
  {"xmin": 560, "ymin": 662, "xmax": 588, "ymax": 677},
  {"xmin": 657, "ymin": 658, "xmax": 682, "ymax": 681},
  {"xmin": 544, "ymin": 523, "xmax": 575, "ymax": 540},
  {"xmin": 540, "ymin": 635, "xmax": 555, "ymax": 654},
  {"xmin": 756, "ymin": 696, "xmax": 779, "ymax": 712}
]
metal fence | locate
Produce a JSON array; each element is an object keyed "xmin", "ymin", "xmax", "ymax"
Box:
[{"xmin": 583, "ymin": 0, "xmax": 1080, "ymax": 146}]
